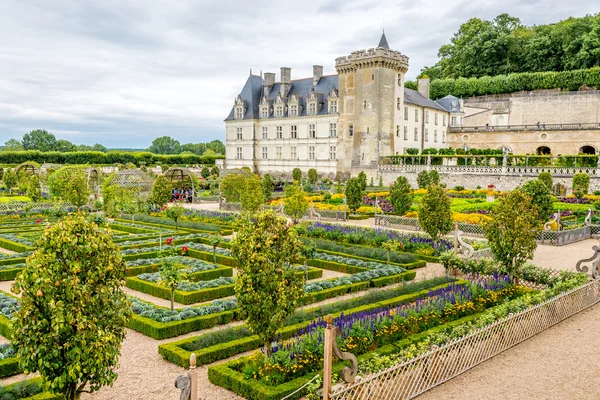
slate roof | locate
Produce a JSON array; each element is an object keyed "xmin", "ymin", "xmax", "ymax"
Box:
[
  {"xmin": 404, "ymin": 88, "xmax": 449, "ymax": 112},
  {"xmin": 435, "ymin": 94, "xmax": 463, "ymax": 113},
  {"xmin": 378, "ymin": 32, "xmax": 390, "ymax": 49}
]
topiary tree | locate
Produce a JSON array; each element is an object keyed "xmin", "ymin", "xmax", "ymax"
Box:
[
  {"xmin": 521, "ymin": 179, "xmax": 554, "ymax": 222},
  {"xmin": 239, "ymin": 174, "xmax": 263, "ymax": 212},
  {"xmin": 48, "ymin": 167, "xmax": 91, "ymax": 208},
  {"xmin": 389, "ymin": 176, "xmax": 412, "ymax": 215},
  {"xmin": 417, "ymin": 170, "xmax": 430, "ymax": 189},
  {"xmin": 210, "ymin": 165, "xmax": 220, "ymax": 177},
  {"xmin": 537, "ymin": 171, "xmax": 553, "ymax": 192},
  {"xmin": 357, "ymin": 171, "xmax": 367, "ymax": 192},
  {"xmin": 159, "ymin": 249, "xmax": 185, "ymax": 311},
  {"xmin": 261, "ymin": 174, "xmax": 274, "ymax": 203},
  {"xmin": 150, "ymin": 175, "xmax": 172, "ymax": 207},
  {"xmin": 345, "ymin": 177, "xmax": 363, "ymax": 214},
  {"xmin": 484, "ymin": 190, "xmax": 541, "ymax": 278},
  {"xmin": 292, "ymin": 168, "xmax": 302, "ymax": 182},
  {"xmin": 284, "ymin": 183, "xmax": 309, "ymax": 223},
  {"xmin": 231, "ymin": 211, "xmax": 304, "ymax": 357},
  {"xmin": 201, "ymin": 166, "xmax": 210, "ymax": 179},
  {"xmin": 11, "ymin": 213, "xmax": 131, "ymax": 400},
  {"xmin": 3, "ymin": 168, "xmax": 17, "ymax": 194},
  {"xmin": 428, "ymin": 170, "xmax": 440, "ymax": 186},
  {"xmin": 307, "ymin": 168, "xmax": 318, "ymax": 185},
  {"xmin": 166, "ymin": 203, "xmax": 185, "ymax": 230},
  {"xmin": 26, "ymin": 175, "xmax": 42, "ymax": 202},
  {"xmin": 0, "ymin": 166, "xmax": 4, "ymax": 181},
  {"xmin": 418, "ymin": 184, "xmax": 452, "ymax": 241},
  {"xmin": 573, "ymin": 172, "xmax": 590, "ymax": 198}
]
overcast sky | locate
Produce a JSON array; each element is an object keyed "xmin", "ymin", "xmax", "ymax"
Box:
[{"xmin": 0, "ymin": 1, "xmax": 598, "ymax": 148}]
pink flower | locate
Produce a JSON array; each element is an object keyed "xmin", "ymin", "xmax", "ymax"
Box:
[
  {"xmin": 165, "ymin": 237, "xmax": 173, "ymax": 245},
  {"xmin": 181, "ymin": 246, "xmax": 188, "ymax": 254},
  {"xmin": 36, "ymin": 219, "xmax": 41, "ymax": 223}
]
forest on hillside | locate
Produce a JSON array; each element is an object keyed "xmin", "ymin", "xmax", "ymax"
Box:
[{"xmin": 420, "ymin": 13, "xmax": 600, "ymax": 80}]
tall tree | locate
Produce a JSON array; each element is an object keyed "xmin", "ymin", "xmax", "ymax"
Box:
[
  {"xmin": 206, "ymin": 140, "xmax": 226, "ymax": 155},
  {"xmin": 389, "ymin": 176, "xmax": 413, "ymax": 215},
  {"xmin": 48, "ymin": 167, "xmax": 91, "ymax": 208},
  {"xmin": 21, "ymin": 129, "xmax": 57, "ymax": 152},
  {"xmin": 418, "ymin": 185, "xmax": 453, "ymax": 241},
  {"xmin": 345, "ymin": 177, "xmax": 363, "ymax": 214},
  {"xmin": 231, "ymin": 211, "xmax": 304, "ymax": 357},
  {"xmin": 11, "ymin": 213, "xmax": 131, "ymax": 400},
  {"xmin": 3, "ymin": 138, "xmax": 24, "ymax": 151},
  {"xmin": 284, "ymin": 183, "xmax": 309, "ymax": 223},
  {"xmin": 148, "ymin": 136, "xmax": 181, "ymax": 155}
]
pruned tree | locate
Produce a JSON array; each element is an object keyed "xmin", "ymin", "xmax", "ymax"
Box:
[
  {"xmin": 521, "ymin": 179, "xmax": 554, "ymax": 222},
  {"xmin": 292, "ymin": 168, "xmax": 302, "ymax": 182},
  {"xmin": 47, "ymin": 167, "xmax": 91, "ymax": 208},
  {"xmin": 418, "ymin": 184, "xmax": 453, "ymax": 241},
  {"xmin": 166, "ymin": 203, "xmax": 185, "ymax": 230},
  {"xmin": 11, "ymin": 213, "xmax": 131, "ymax": 400},
  {"xmin": 261, "ymin": 173, "xmax": 274, "ymax": 203},
  {"xmin": 231, "ymin": 211, "xmax": 304, "ymax": 357},
  {"xmin": 284, "ymin": 183, "xmax": 309, "ymax": 223},
  {"xmin": 150, "ymin": 175, "xmax": 172, "ymax": 207},
  {"xmin": 345, "ymin": 177, "xmax": 363, "ymax": 214},
  {"xmin": 26, "ymin": 175, "xmax": 42, "ymax": 202},
  {"xmin": 307, "ymin": 168, "xmax": 318, "ymax": 185},
  {"xmin": 389, "ymin": 176, "xmax": 412, "ymax": 215}
]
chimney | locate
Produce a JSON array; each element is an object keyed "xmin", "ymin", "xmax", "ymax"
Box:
[
  {"xmin": 280, "ymin": 67, "xmax": 291, "ymax": 97},
  {"xmin": 418, "ymin": 78, "xmax": 430, "ymax": 99},
  {"xmin": 313, "ymin": 65, "xmax": 323, "ymax": 86},
  {"xmin": 264, "ymin": 72, "xmax": 275, "ymax": 97}
]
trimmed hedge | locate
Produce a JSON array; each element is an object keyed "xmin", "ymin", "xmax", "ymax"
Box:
[
  {"xmin": 160, "ymin": 271, "xmax": 427, "ymax": 368},
  {"xmin": 0, "ymin": 313, "xmax": 12, "ymax": 338},
  {"xmin": 0, "ymin": 150, "xmax": 221, "ymax": 166},
  {"xmin": 108, "ymin": 223, "xmax": 157, "ymax": 235},
  {"xmin": 0, "ymin": 237, "xmax": 33, "ymax": 253},
  {"xmin": 0, "ymin": 356, "xmax": 21, "ymax": 379},
  {"xmin": 125, "ymin": 277, "xmax": 235, "ymax": 305},
  {"xmin": 0, "ymin": 257, "xmax": 27, "ymax": 266},
  {"xmin": 0, "ymin": 267, "xmax": 23, "ymax": 281},
  {"xmin": 117, "ymin": 216, "xmax": 232, "ymax": 235},
  {"xmin": 0, "ymin": 377, "xmax": 64, "ymax": 399}
]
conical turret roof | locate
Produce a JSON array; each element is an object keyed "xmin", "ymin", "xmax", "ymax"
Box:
[{"xmin": 378, "ymin": 32, "xmax": 390, "ymax": 49}]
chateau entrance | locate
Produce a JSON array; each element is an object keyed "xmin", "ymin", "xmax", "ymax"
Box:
[{"xmin": 536, "ymin": 146, "xmax": 551, "ymax": 155}]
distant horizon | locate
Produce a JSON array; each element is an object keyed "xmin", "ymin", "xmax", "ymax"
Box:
[{"xmin": 1, "ymin": 2, "xmax": 598, "ymax": 148}]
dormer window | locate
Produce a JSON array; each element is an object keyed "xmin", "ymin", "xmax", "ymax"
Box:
[
  {"xmin": 234, "ymin": 95, "xmax": 245, "ymax": 120},
  {"xmin": 308, "ymin": 102, "xmax": 316, "ymax": 116},
  {"xmin": 235, "ymin": 107, "xmax": 244, "ymax": 120},
  {"xmin": 276, "ymin": 106, "xmax": 284, "ymax": 118},
  {"xmin": 329, "ymin": 101, "xmax": 338, "ymax": 114},
  {"xmin": 261, "ymin": 107, "xmax": 268, "ymax": 118},
  {"xmin": 289, "ymin": 104, "xmax": 298, "ymax": 116}
]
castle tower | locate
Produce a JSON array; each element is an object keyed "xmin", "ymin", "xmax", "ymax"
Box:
[{"xmin": 335, "ymin": 33, "xmax": 409, "ymax": 173}]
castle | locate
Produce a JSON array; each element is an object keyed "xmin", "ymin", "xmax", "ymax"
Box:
[{"xmin": 223, "ymin": 33, "xmax": 600, "ymax": 177}]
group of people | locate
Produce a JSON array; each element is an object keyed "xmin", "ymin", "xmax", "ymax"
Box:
[{"xmin": 172, "ymin": 188, "xmax": 193, "ymax": 203}]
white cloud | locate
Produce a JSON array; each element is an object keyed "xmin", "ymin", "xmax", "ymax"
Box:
[{"xmin": 0, "ymin": 0, "xmax": 597, "ymax": 147}]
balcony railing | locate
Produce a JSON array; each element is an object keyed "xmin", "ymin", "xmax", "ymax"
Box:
[{"xmin": 449, "ymin": 123, "xmax": 600, "ymax": 133}]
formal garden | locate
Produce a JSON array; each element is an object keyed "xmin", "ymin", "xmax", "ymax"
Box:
[{"xmin": 0, "ymin": 159, "xmax": 596, "ymax": 400}]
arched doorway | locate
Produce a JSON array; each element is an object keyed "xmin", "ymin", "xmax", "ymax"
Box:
[
  {"xmin": 536, "ymin": 146, "xmax": 551, "ymax": 155},
  {"xmin": 579, "ymin": 145, "xmax": 596, "ymax": 155}
]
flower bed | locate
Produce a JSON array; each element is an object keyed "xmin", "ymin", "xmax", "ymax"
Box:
[
  {"xmin": 125, "ymin": 276, "xmax": 235, "ymax": 305},
  {"xmin": 126, "ymin": 256, "xmax": 233, "ymax": 279},
  {"xmin": 304, "ymin": 267, "xmax": 405, "ymax": 293}
]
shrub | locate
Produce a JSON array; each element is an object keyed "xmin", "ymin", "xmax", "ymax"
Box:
[
  {"xmin": 417, "ymin": 171, "xmax": 430, "ymax": 189},
  {"xmin": 26, "ymin": 175, "xmax": 42, "ymax": 202},
  {"xmin": 292, "ymin": 168, "xmax": 302, "ymax": 182},
  {"xmin": 573, "ymin": 173, "xmax": 590, "ymax": 198},
  {"xmin": 261, "ymin": 174, "xmax": 274, "ymax": 203},
  {"xmin": 307, "ymin": 169, "xmax": 318, "ymax": 185},
  {"xmin": 389, "ymin": 176, "xmax": 412, "ymax": 215},
  {"xmin": 428, "ymin": 170, "xmax": 440, "ymax": 186},
  {"xmin": 418, "ymin": 185, "xmax": 452, "ymax": 241},
  {"xmin": 345, "ymin": 178, "xmax": 363, "ymax": 213},
  {"xmin": 537, "ymin": 172, "xmax": 553, "ymax": 191},
  {"xmin": 47, "ymin": 166, "xmax": 91, "ymax": 208},
  {"xmin": 284, "ymin": 184, "xmax": 308, "ymax": 223},
  {"xmin": 521, "ymin": 179, "xmax": 554, "ymax": 222},
  {"xmin": 150, "ymin": 175, "xmax": 172, "ymax": 207},
  {"xmin": 357, "ymin": 171, "xmax": 367, "ymax": 192}
]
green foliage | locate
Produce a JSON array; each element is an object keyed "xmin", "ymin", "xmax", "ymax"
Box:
[
  {"xmin": 261, "ymin": 174, "xmax": 274, "ymax": 203},
  {"xmin": 3, "ymin": 138, "xmax": 24, "ymax": 151},
  {"xmin": 428, "ymin": 170, "xmax": 440, "ymax": 186},
  {"xmin": 231, "ymin": 211, "xmax": 304, "ymax": 357},
  {"xmin": 221, "ymin": 172, "xmax": 263, "ymax": 212},
  {"xmin": 159, "ymin": 255, "xmax": 186, "ymax": 311},
  {"xmin": 284, "ymin": 184, "xmax": 308, "ymax": 223},
  {"xmin": 537, "ymin": 171, "xmax": 553, "ymax": 191},
  {"xmin": 11, "ymin": 213, "xmax": 131, "ymax": 400},
  {"xmin": 26, "ymin": 175, "xmax": 42, "ymax": 202},
  {"xmin": 357, "ymin": 171, "xmax": 367, "ymax": 192},
  {"xmin": 47, "ymin": 167, "xmax": 91, "ymax": 208},
  {"xmin": 389, "ymin": 176, "xmax": 412, "ymax": 215},
  {"xmin": 292, "ymin": 168, "xmax": 302, "ymax": 182},
  {"xmin": 572, "ymin": 172, "xmax": 590, "ymax": 198},
  {"xmin": 148, "ymin": 136, "xmax": 181, "ymax": 154},
  {"xmin": 22, "ymin": 130, "xmax": 57, "ymax": 152},
  {"xmin": 484, "ymin": 190, "xmax": 541, "ymax": 277},
  {"xmin": 3, "ymin": 169, "xmax": 18, "ymax": 192},
  {"xmin": 211, "ymin": 165, "xmax": 220, "ymax": 177},
  {"xmin": 150, "ymin": 175, "xmax": 172, "ymax": 207},
  {"xmin": 0, "ymin": 166, "xmax": 3, "ymax": 180},
  {"xmin": 165, "ymin": 204, "xmax": 185, "ymax": 230},
  {"xmin": 201, "ymin": 166, "xmax": 210, "ymax": 178},
  {"xmin": 345, "ymin": 178, "xmax": 363, "ymax": 213},
  {"xmin": 307, "ymin": 169, "xmax": 318, "ymax": 185},
  {"xmin": 418, "ymin": 185, "xmax": 452, "ymax": 241},
  {"xmin": 521, "ymin": 179, "xmax": 554, "ymax": 221},
  {"xmin": 100, "ymin": 174, "xmax": 128, "ymax": 217},
  {"xmin": 416, "ymin": 170, "xmax": 430, "ymax": 189},
  {"xmin": 405, "ymin": 148, "xmax": 419, "ymax": 155},
  {"xmin": 378, "ymin": 176, "xmax": 383, "ymax": 187}
]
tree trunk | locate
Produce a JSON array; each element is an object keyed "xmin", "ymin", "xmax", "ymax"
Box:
[
  {"xmin": 264, "ymin": 340, "xmax": 271, "ymax": 358},
  {"xmin": 170, "ymin": 288, "xmax": 175, "ymax": 311},
  {"xmin": 213, "ymin": 248, "xmax": 217, "ymax": 266}
]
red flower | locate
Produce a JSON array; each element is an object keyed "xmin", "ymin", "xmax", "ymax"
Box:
[
  {"xmin": 161, "ymin": 205, "xmax": 167, "ymax": 211},
  {"xmin": 36, "ymin": 219, "xmax": 41, "ymax": 223},
  {"xmin": 181, "ymin": 246, "xmax": 189, "ymax": 254},
  {"xmin": 166, "ymin": 237, "xmax": 173, "ymax": 245}
]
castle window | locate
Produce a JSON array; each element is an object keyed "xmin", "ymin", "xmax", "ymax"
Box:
[
  {"xmin": 443, "ymin": 114, "xmax": 446, "ymax": 126},
  {"xmin": 330, "ymin": 146, "xmax": 337, "ymax": 160},
  {"xmin": 276, "ymin": 147, "xmax": 282, "ymax": 160},
  {"xmin": 363, "ymin": 101, "xmax": 367, "ymax": 110},
  {"xmin": 276, "ymin": 106, "xmax": 284, "ymax": 118},
  {"xmin": 276, "ymin": 126, "xmax": 282, "ymax": 139},
  {"xmin": 349, "ymin": 125, "xmax": 354, "ymax": 137},
  {"xmin": 435, "ymin": 113, "xmax": 438, "ymax": 125},
  {"xmin": 396, "ymin": 125, "xmax": 400, "ymax": 137},
  {"xmin": 309, "ymin": 125, "xmax": 316, "ymax": 138},
  {"xmin": 236, "ymin": 147, "xmax": 243, "ymax": 159},
  {"xmin": 329, "ymin": 123, "xmax": 337, "ymax": 138},
  {"xmin": 404, "ymin": 107, "xmax": 408, "ymax": 120},
  {"xmin": 425, "ymin": 111, "xmax": 429, "ymax": 123},
  {"xmin": 367, "ymin": 127, "xmax": 370, "ymax": 134},
  {"xmin": 236, "ymin": 107, "xmax": 244, "ymax": 120},
  {"xmin": 329, "ymin": 101, "xmax": 338, "ymax": 114},
  {"xmin": 398, "ymin": 74, "xmax": 402, "ymax": 86},
  {"xmin": 262, "ymin": 127, "xmax": 268, "ymax": 140},
  {"xmin": 434, "ymin": 130, "xmax": 438, "ymax": 143},
  {"xmin": 425, "ymin": 128, "xmax": 429, "ymax": 142},
  {"xmin": 291, "ymin": 146, "xmax": 297, "ymax": 160},
  {"xmin": 289, "ymin": 105, "xmax": 298, "ymax": 116},
  {"xmin": 414, "ymin": 127, "xmax": 418, "ymax": 141},
  {"xmin": 291, "ymin": 125, "xmax": 297, "ymax": 139},
  {"xmin": 372, "ymin": 74, "xmax": 375, "ymax": 81},
  {"xmin": 261, "ymin": 107, "xmax": 268, "ymax": 118},
  {"xmin": 309, "ymin": 146, "xmax": 316, "ymax": 160},
  {"xmin": 415, "ymin": 109, "xmax": 418, "ymax": 122},
  {"xmin": 442, "ymin": 132, "xmax": 446, "ymax": 143},
  {"xmin": 308, "ymin": 102, "xmax": 316, "ymax": 115},
  {"xmin": 236, "ymin": 128, "xmax": 242, "ymax": 140},
  {"xmin": 397, "ymin": 98, "xmax": 401, "ymax": 110},
  {"xmin": 404, "ymin": 126, "xmax": 408, "ymax": 140},
  {"xmin": 262, "ymin": 147, "xmax": 268, "ymax": 159}
]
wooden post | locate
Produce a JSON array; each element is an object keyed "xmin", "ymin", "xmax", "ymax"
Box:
[
  {"xmin": 189, "ymin": 353, "xmax": 198, "ymax": 400},
  {"xmin": 323, "ymin": 315, "xmax": 333, "ymax": 400}
]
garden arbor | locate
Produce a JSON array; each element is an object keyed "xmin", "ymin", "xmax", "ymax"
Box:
[
  {"xmin": 112, "ymin": 169, "xmax": 154, "ymax": 199},
  {"xmin": 86, "ymin": 167, "xmax": 101, "ymax": 197},
  {"xmin": 15, "ymin": 163, "xmax": 40, "ymax": 176},
  {"xmin": 164, "ymin": 167, "xmax": 196, "ymax": 202}
]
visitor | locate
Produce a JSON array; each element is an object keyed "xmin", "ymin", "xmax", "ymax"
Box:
[
  {"xmin": 536, "ymin": 121, "xmax": 541, "ymax": 130},
  {"xmin": 172, "ymin": 188, "xmax": 178, "ymax": 201}
]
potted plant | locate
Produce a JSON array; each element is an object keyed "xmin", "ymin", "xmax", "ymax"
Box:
[{"xmin": 486, "ymin": 184, "xmax": 496, "ymax": 202}]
